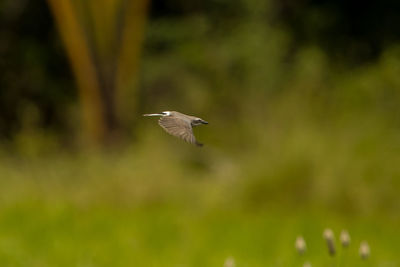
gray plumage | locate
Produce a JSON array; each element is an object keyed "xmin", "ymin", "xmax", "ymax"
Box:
[{"xmin": 143, "ymin": 111, "xmax": 208, "ymax": 146}]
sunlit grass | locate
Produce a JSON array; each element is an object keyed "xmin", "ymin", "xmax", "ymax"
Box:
[
  {"xmin": 0, "ymin": 126, "xmax": 399, "ymax": 266},
  {"xmin": 0, "ymin": 199, "xmax": 398, "ymax": 266}
]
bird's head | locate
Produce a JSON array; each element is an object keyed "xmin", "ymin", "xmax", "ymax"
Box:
[{"xmin": 192, "ymin": 118, "xmax": 208, "ymax": 126}]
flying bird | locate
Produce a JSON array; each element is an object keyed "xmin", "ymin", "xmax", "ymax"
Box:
[{"xmin": 143, "ymin": 111, "xmax": 208, "ymax": 146}]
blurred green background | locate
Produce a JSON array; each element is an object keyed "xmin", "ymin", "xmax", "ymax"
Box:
[{"xmin": 1, "ymin": 0, "xmax": 400, "ymax": 266}]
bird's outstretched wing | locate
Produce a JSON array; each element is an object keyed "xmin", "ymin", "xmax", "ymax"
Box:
[{"xmin": 158, "ymin": 117, "xmax": 202, "ymax": 146}]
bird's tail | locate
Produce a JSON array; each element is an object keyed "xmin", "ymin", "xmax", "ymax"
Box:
[{"xmin": 143, "ymin": 113, "xmax": 163, "ymax": 117}]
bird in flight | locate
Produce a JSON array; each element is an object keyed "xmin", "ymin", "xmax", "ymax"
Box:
[{"xmin": 143, "ymin": 111, "xmax": 208, "ymax": 146}]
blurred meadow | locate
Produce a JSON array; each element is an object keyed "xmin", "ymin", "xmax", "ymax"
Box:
[{"xmin": 1, "ymin": 0, "xmax": 400, "ymax": 266}]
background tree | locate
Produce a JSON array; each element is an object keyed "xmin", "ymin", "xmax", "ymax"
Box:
[{"xmin": 46, "ymin": 0, "xmax": 149, "ymax": 145}]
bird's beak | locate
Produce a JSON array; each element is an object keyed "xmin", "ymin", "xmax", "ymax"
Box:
[{"xmin": 201, "ymin": 120, "xmax": 208, "ymax": 125}]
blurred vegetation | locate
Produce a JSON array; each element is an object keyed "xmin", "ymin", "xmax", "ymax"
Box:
[
  {"xmin": 46, "ymin": 0, "xmax": 148, "ymax": 144},
  {"xmin": 0, "ymin": 0, "xmax": 400, "ymax": 265}
]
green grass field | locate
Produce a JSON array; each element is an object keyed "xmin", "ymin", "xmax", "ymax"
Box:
[
  {"xmin": 0, "ymin": 202, "xmax": 397, "ymax": 266},
  {"xmin": 0, "ymin": 124, "xmax": 399, "ymax": 266}
]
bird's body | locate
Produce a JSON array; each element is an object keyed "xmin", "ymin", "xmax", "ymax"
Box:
[{"xmin": 143, "ymin": 111, "xmax": 208, "ymax": 146}]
